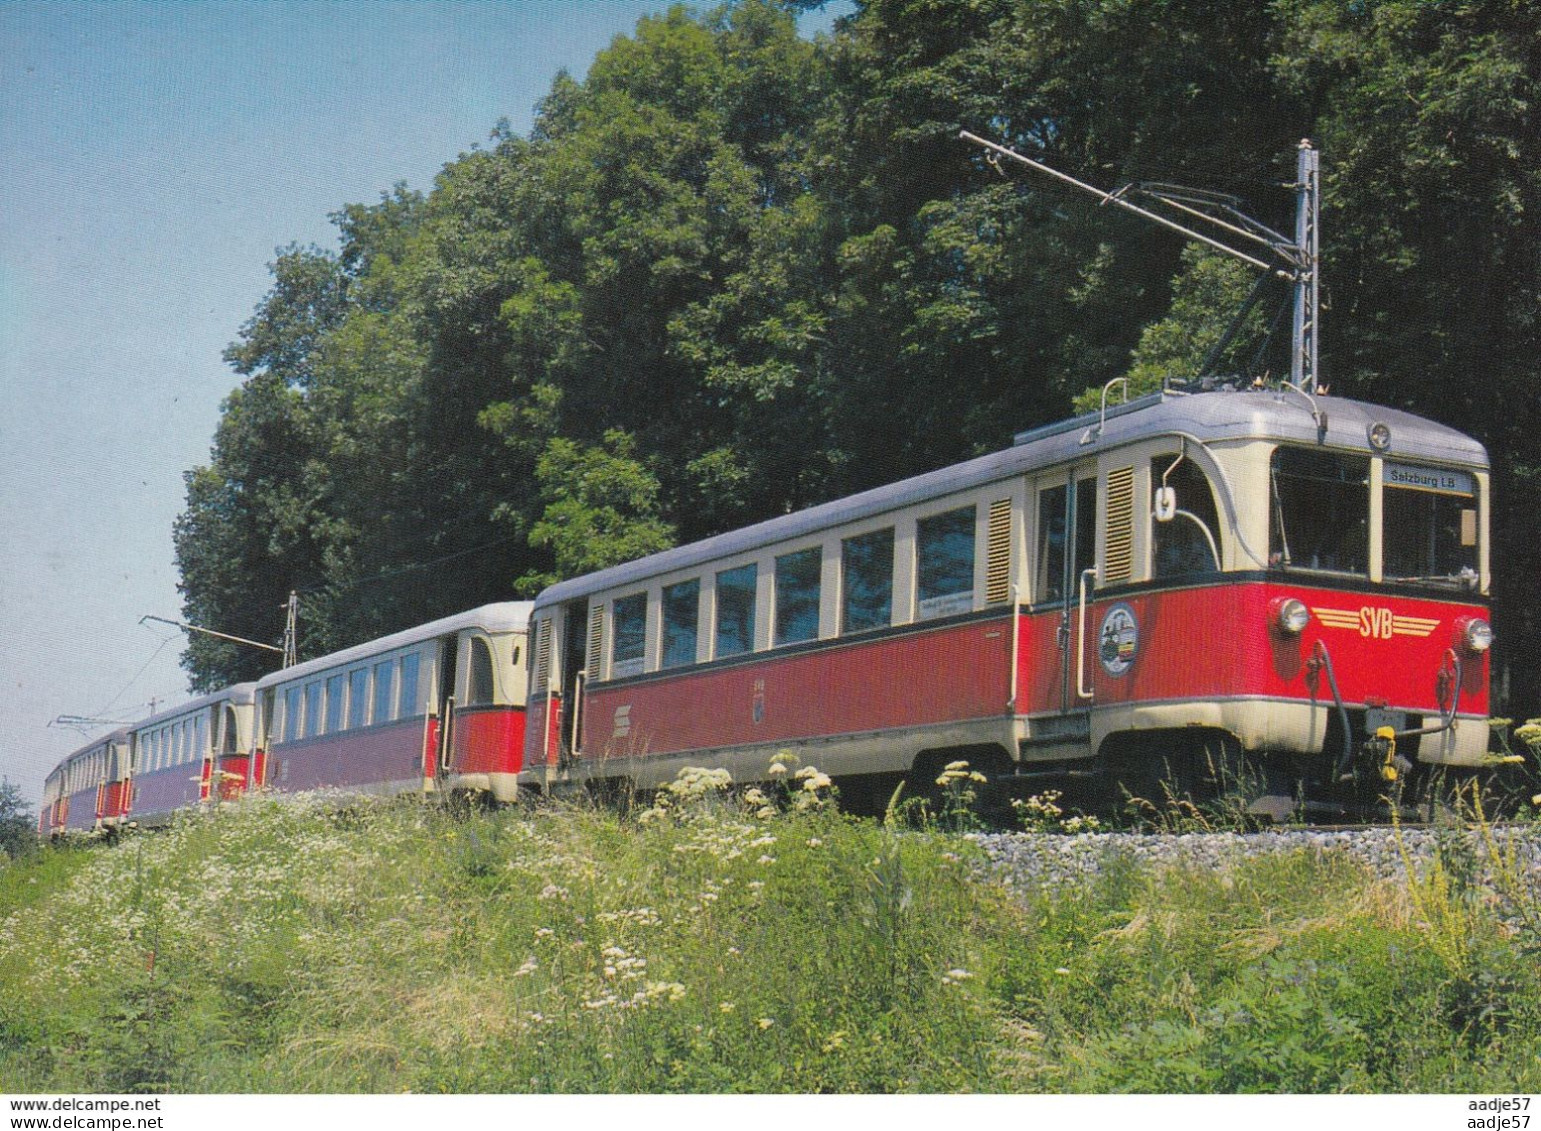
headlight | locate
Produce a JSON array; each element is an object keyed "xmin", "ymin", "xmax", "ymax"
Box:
[
  {"xmin": 1458, "ymin": 617, "xmax": 1493, "ymax": 653},
  {"xmin": 1271, "ymin": 597, "xmax": 1311, "ymax": 635}
]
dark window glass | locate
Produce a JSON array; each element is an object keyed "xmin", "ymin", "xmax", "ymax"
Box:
[
  {"xmin": 715, "ymin": 564, "xmax": 757, "ymax": 658},
  {"xmin": 1384, "ymin": 478, "xmax": 1479, "ymax": 587},
  {"xmin": 284, "ymin": 686, "xmax": 302, "ymax": 742},
  {"xmin": 1151, "ymin": 457, "xmax": 1221, "ymax": 577},
  {"xmin": 399, "ymin": 653, "xmax": 420, "ymax": 716},
  {"xmin": 304, "ymin": 682, "xmax": 323, "ymax": 738},
  {"xmin": 842, "ymin": 528, "xmax": 894, "ymax": 633},
  {"xmin": 469, "ymin": 638, "xmax": 496, "ymax": 704},
  {"xmin": 348, "ymin": 669, "xmax": 370, "ymax": 728},
  {"xmin": 372, "ymin": 661, "xmax": 395, "ymax": 725},
  {"xmin": 611, "ymin": 593, "xmax": 647, "ymax": 677},
  {"xmin": 662, "ymin": 579, "xmax": 700, "ymax": 668},
  {"xmin": 917, "ymin": 506, "xmax": 975, "ymax": 617},
  {"xmin": 775, "ymin": 547, "xmax": 822, "ymax": 645},
  {"xmin": 325, "ymin": 673, "xmax": 346, "ymax": 734},
  {"xmin": 1270, "ymin": 449, "xmax": 1369, "ymax": 575},
  {"xmin": 1037, "ymin": 485, "xmax": 1067, "ymax": 603}
]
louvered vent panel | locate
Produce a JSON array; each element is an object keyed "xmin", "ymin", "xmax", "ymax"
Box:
[
  {"xmin": 1104, "ymin": 466, "xmax": 1135, "ymax": 584},
  {"xmin": 586, "ymin": 604, "xmax": 605, "ymax": 680},
  {"xmin": 533, "ymin": 619, "xmax": 552, "ymax": 693},
  {"xmin": 985, "ymin": 498, "xmax": 1013, "ymax": 604}
]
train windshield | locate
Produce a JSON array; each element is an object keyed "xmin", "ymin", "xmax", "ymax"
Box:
[
  {"xmin": 1269, "ymin": 448, "xmax": 1369, "ymax": 576},
  {"xmin": 1270, "ymin": 448, "xmax": 1481, "ymax": 589},
  {"xmin": 1382, "ymin": 464, "xmax": 1479, "ymax": 588}
]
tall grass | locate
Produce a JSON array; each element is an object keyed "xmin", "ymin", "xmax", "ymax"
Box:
[{"xmin": 1, "ymin": 770, "xmax": 1538, "ymax": 1093}]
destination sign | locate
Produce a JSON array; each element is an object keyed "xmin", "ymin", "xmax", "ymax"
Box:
[{"xmin": 1383, "ymin": 463, "xmax": 1474, "ymax": 495}]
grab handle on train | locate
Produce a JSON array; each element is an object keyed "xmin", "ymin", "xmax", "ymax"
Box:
[
  {"xmin": 1076, "ymin": 567, "xmax": 1098, "ymax": 701},
  {"xmin": 570, "ymin": 671, "xmax": 587, "ymax": 759}
]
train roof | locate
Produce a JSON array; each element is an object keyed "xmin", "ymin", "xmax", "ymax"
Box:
[
  {"xmin": 533, "ymin": 388, "xmax": 1488, "ymax": 612},
  {"xmin": 47, "ymin": 728, "xmax": 130, "ymax": 780},
  {"xmin": 254, "ymin": 601, "xmax": 533, "ymax": 692},
  {"xmin": 130, "ymin": 683, "xmax": 258, "ymax": 735}
]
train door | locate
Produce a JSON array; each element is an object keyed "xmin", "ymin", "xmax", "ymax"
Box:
[
  {"xmin": 1037, "ymin": 468, "xmax": 1098, "ymax": 721},
  {"xmin": 559, "ymin": 601, "xmax": 589, "ymax": 763}
]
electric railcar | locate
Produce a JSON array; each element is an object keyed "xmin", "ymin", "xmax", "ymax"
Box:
[{"xmin": 520, "ymin": 386, "xmax": 1492, "ymax": 809}]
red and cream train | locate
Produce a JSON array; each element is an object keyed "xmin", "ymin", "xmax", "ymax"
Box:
[{"xmin": 40, "ymin": 385, "xmax": 1495, "ymax": 833}]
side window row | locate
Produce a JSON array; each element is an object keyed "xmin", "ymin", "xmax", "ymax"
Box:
[
  {"xmin": 276, "ymin": 651, "xmax": 421, "ymax": 743},
  {"xmin": 133, "ymin": 714, "xmax": 209, "ymax": 775},
  {"xmin": 601, "ymin": 503, "xmax": 982, "ymax": 680}
]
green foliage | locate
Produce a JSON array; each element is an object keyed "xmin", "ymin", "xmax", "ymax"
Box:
[
  {"xmin": 3, "ymin": 791, "xmax": 1538, "ymax": 1092},
  {"xmin": 515, "ymin": 430, "xmax": 676, "ymax": 594},
  {"xmin": 0, "ymin": 780, "xmax": 36, "ymax": 863}
]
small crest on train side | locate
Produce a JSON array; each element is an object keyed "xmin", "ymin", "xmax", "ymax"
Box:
[{"xmin": 1098, "ymin": 603, "xmax": 1139, "ymax": 677}]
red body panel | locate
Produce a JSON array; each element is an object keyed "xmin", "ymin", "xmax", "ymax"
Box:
[
  {"xmin": 525, "ymin": 696, "xmax": 564, "ymax": 769},
  {"xmin": 1018, "ymin": 580, "xmax": 1488, "ymax": 718},
  {"xmin": 447, "ymin": 705, "xmax": 527, "ymax": 776},
  {"xmin": 569, "ymin": 616, "xmax": 1012, "ymax": 763},
  {"xmin": 101, "ymin": 781, "xmax": 132, "ymax": 821},
  {"xmin": 217, "ymin": 755, "xmax": 254, "ymax": 800}
]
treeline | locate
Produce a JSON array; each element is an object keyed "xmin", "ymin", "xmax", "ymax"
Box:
[{"xmin": 175, "ymin": 0, "xmax": 1541, "ymax": 706}]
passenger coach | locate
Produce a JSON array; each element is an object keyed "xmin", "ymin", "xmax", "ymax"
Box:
[
  {"xmin": 125, "ymin": 684, "xmax": 258, "ymax": 826},
  {"xmin": 522, "ymin": 386, "xmax": 1492, "ymax": 805},
  {"xmin": 253, "ymin": 602, "xmax": 532, "ymax": 801},
  {"xmin": 38, "ymin": 730, "xmax": 130, "ymax": 837}
]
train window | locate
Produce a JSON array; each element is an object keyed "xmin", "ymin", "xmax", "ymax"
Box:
[
  {"xmin": 304, "ymin": 682, "xmax": 324, "ymax": 738},
  {"xmin": 661, "ymin": 579, "xmax": 700, "ymax": 668},
  {"xmin": 1037, "ymin": 486, "xmax": 1067, "ymax": 602},
  {"xmin": 372, "ymin": 661, "xmax": 396, "ymax": 725},
  {"xmin": 469, "ymin": 638, "xmax": 496, "ymax": 704},
  {"xmin": 1151, "ymin": 456, "xmax": 1221, "ymax": 577},
  {"xmin": 400, "ymin": 653, "xmax": 421, "ymax": 717},
  {"xmin": 195, "ymin": 714, "xmax": 208, "ymax": 759},
  {"xmin": 1383, "ymin": 466, "xmax": 1478, "ymax": 586},
  {"xmin": 611, "ymin": 594, "xmax": 648, "ymax": 678},
  {"xmin": 1270, "ymin": 449, "xmax": 1369, "ymax": 575},
  {"xmin": 349, "ymin": 668, "xmax": 370, "ymax": 728},
  {"xmin": 325, "ymin": 674, "xmax": 346, "ymax": 734},
  {"xmin": 715, "ymin": 564, "xmax": 757, "ymax": 658},
  {"xmin": 261, "ymin": 691, "xmax": 275, "ymax": 748},
  {"xmin": 917, "ymin": 506, "xmax": 976, "ymax": 618},
  {"xmin": 284, "ymin": 686, "xmax": 303, "ymax": 742},
  {"xmin": 775, "ymin": 547, "xmax": 822, "ymax": 646},
  {"xmin": 841, "ymin": 528, "xmax": 894, "ymax": 634},
  {"xmin": 1037, "ymin": 479, "xmax": 1095, "ymax": 604},
  {"xmin": 224, "ymin": 705, "xmax": 239, "ymax": 754}
]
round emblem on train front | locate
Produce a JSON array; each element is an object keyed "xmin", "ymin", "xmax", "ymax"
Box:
[{"xmin": 1098, "ymin": 603, "xmax": 1139, "ymax": 677}]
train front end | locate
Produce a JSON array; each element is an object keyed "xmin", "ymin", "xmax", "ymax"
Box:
[{"xmin": 1039, "ymin": 390, "xmax": 1493, "ymax": 802}]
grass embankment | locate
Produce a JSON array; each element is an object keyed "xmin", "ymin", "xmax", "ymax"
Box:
[{"xmin": 1, "ymin": 775, "xmax": 1539, "ymax": 1093}]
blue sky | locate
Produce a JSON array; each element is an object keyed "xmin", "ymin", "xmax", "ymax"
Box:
[{"xmin": 0, "ymin": 0, "xmax": 844, "ymax": 809}]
